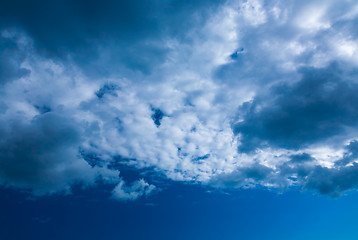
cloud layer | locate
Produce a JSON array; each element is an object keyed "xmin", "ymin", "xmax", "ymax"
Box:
[{"xmin": 2, "ymin": 0, "xmax": 358, "ymax": 199}]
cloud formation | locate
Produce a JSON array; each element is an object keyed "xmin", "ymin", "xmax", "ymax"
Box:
[
  {"xmin": 234, "ymin": 64, "xmax": 358, "ymax": 152},
  {"xmin": 2, "ymin": 0, "xmax": 358, "ymax": 198},
  {"xmin": 112, "ymin": 179, "xmax": 156, "ymax": 201}
]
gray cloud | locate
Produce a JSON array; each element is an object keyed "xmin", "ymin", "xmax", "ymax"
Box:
[
  {"xmin": 0, "ymin": 32, "xmax": 30, "ymax": 84},
  {"xmin": 211, "ymin": 139, "xmax": 358, "ymax": 197},
  {"xmin": 304, "ymin": 164, "xmax": 358, "ymax": 197},
  {"xmin": 0, "ymin": 0, "xmax": 225, "ymax": 76},
  {"xmin": 0, "ymin": 112, "xmax": 97, "ymax": 194},
  {"xmin": 334, "ymin": 140, "xmax": 358, "ymax": 167},
  {"xmin": 234, "ymin": 64, "xmax": 358, "ymax": 152},
  {"xmin": 210, "ymin": 163, "xmax": 275, "ymax": 189},
  {"xmin": 112, "ymin": 178, "xmax": 156, "ymax": 201}
]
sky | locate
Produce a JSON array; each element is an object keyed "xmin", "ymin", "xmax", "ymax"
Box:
[{"xmin": 1, "ymin": 0, "xmax": 358, "ymax": 239}]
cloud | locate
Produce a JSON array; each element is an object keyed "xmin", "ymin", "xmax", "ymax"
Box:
[
  {"xmin": 209, "ymin": 163, "xmax": 275, "ymax": 189},
  {"xmin": 0, "ymin": 31, "xmax": 30, "ymax": 84},
  {"xmin": 0, "ymin": 0, "xmax": 225, "ymax": 76},
  {"xmin": 234, "ymin": 63, "xmax": 358, "ymax": 152},
  {"xmin": 334, "ymin": 140, "xmax": 358, "ymax": 167},
  {"xmin": 240, "ymin": 0, "xmax": 267, "ymax": 26},
  {"xmin": 0, "ymin": 112, "xmax": 98, "ymax": 195},
  {"xmin": 289, "ymin": 153, "xmax": 314, "ymax": 163},
  {"xmin": 281, "ymin": 141, "xmax": 358, "ymax": 197},
  {"xmin": 210, "ymin": 139, "xmax": 358, "ymax": 197},
  {"xmin": 304, "ymin": 164, "xmax": 358, "ymax": 197},
  {"xmin": 1, "ymin": 0, "xmax": 358, "ymax": 199},
  {"xmin": 112, "ymin": 179, "xmax": 156, "ymax": 201}
]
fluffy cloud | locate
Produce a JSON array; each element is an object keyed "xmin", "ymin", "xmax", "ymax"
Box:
[
  {"xmin": 1, "ymin": 0, "xmax": 358, "ymax": 198},
  {"xmin": 112, "ymin": 179, "xmax": 156, "ymax": 201},
  {"xmin": 0, "ymin": 112, "xmax": 96, "ymax": 195},
  {"xmin": 234, "ymin": 64, "xmax": 358, "ymax": 152}
]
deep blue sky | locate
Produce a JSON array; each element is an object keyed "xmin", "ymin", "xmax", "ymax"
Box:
[
  {"xmin": 2, "ymin": 184, "xmax": 358, "ymax": 240},
  {"xmin": 2, "ymin": 0, "xmax": 358, "ymax": 239}
]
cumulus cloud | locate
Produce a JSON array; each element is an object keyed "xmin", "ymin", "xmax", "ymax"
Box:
[
  {"xmin": 279, "ymin": 140, "xmax": 358, "ymax": 197},
  {"xmin": 234, "ymin": 63, "xmax": 358, "ymax": 152},
  {"xmin": 1, "ymin": 0, "xmax": 358, "ymax": 198},
  {"xmin": 210, "ymin": 139, "xmax": 358, "ymax": 197},
  {"xmin": 112, "ymin": 179, "xmax": 156, "ymax": 201},
  {"xmin": 0, "ymin": 112, "xmax": 97, "ymax": 195},
  {"xmin": 209, "ymin": 163, "xmax": 275, "ymax": 189}
]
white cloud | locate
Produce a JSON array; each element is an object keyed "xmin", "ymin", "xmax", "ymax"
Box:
[
  {"xmin": 1, "ymin": 0, "xmax": 358, "ymax": 197},
  {"xmin": 295, "ymin": 4, "xmax": 331, "ymax": 32},
  {"xmin": 112, "ymin": 179, "xmax": 156, "ymax": 201},
  {"xmin": 240, "ymin": 0, "xmax": 267, "ymax": 26}
]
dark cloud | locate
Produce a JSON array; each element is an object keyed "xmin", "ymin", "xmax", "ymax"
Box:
[
  {"xmin": 211, "ymin": 142, "xmax": 358, "ymax": 197},
  {"xmin": 0, "ymin": 34, "xmax": 30, "ymax": 84},
  {"xmin": 279, "ymin": 160, "xmax": 358, "ymax": 198},
  {"xmin": 334, "ymin": 140, "xmax": 358, "ymax": 167},
  {"xmin": 0, "ymin": 0, "xmax": 225, "ymax": 75},
  {"xmin": 80, "ymin": 149, "xmax": 104, "ymax": 168},
  {"xmin": 304, "ymin": 164, "xmax": 358, "ymax": 197},
  {"xmin": 289, "ymin": 153, "xmax": 314, "ymax": 163},
  {"xmin": 276, "ymin": 141, "xmax": 358, "ymax": 197},
  {"xmin": 0, "ymin": 112, "xmax": 94, "ymax": 194},
  {"xmin": 210, "ymin": 163, "xmax": 274, "ymax": 188},
  {"xmin": 234, "ymin": 64, "xmax": 358, "ymax": 152}
]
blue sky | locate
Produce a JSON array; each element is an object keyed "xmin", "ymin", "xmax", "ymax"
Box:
[
  {"xmin": 1, "ymin": 0, "xmax": 358, "ymax": 239},
  {"xmin": 2, "ymin": 184, "xmax": 358, "ymax": 240}
]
